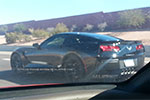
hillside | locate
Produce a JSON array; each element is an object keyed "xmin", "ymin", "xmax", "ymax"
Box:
[{"xmin": 1, "ymin": 7, "xmax": 150, "ymax": 33}]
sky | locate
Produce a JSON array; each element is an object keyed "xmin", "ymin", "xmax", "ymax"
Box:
[{"xmin": 0, "ymin": 0, "xmax": 149, "ymax": 25}]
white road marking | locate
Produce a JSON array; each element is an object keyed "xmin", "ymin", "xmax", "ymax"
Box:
[
  {"xmin": 0, "ymin": 52, "xmax": 12, "ymax": 55},
  {"xmin": 2, "ymin": 58, "xmax": 10, "ymax": 61}
]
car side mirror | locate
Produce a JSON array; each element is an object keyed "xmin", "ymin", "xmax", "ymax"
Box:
[{"xmin": 33, "ymin": 43, "xmax": 40, "ymax": 49}]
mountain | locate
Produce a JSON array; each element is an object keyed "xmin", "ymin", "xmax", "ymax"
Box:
[{"xmin": 1, "ymin": 7, "xmax": 150, "ymax": 33}]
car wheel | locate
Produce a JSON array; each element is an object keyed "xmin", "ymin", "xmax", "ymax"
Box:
[
  {"xmin": 62, "ymin": 55, "xmax": 85, "ymax": 82},
  {"xmin": 11, "ymin": 53, "xmax": 23, "ymax": 72}
]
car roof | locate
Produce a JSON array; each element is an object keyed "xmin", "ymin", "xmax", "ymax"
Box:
[{"xmin": 59, "ymin": 32, "xmax": 121, "ymax": 41}]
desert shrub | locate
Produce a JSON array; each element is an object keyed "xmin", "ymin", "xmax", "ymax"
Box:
[
  {"xmin": 118, "ymin": 10, "xmax": 145, "ymax": 28},
  {"xmin": 70, "ymin": 24, "xmax": 77, "ymax": 32},
  {"xmin": 97, "ymin": 22, "xmax": 107, "ymax": 32},
  {"xmin": 30, "ymin": 29, "xmax": 49, "ymax": 39},
  {"xmin": 13, "ymin": 24, "xmax": 27, "ymax": 32},
  {"xmin": 22, "ymin": 35, "xmax": 32, "ymax": 42},
  {"xmin": 5, "ymin": 32, "xmax": 32, "ymax": 43},
  {"xmin": 83, "ymin": 24, "xmax": 94, "ymax": 32},
  {"xmin": 5, "ymin": 32, "xmax": 18, "ymax": 43},
  {"xmin": 46, "ymin": 27, "xmax": 55, "ymax": 36},
  {"xmin": 52, "ymin": 23, "xmax": 69, "ymax": 35}
]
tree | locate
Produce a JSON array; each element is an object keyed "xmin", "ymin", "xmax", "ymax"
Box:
[
  {"xmin": 83, "ymin": 24, "xmax": 94, "ymax": 32},
  {"xmin": 118, "ymin": 10, "xmax": 145, "ymax": 28},
  {"xmin": 52, "ymin": 23, "xmax": 69, "ymax": 34},
  {"xmin": 13, "ymin": 24, "xmax": 27, "ymax": 32},
  {"xmin": 0, "ymin": 25, "xmax": 8, "ymax": 34},
  {"xmin": 97, "ymin": 22, "xmax": 107, "ymax": 32}
]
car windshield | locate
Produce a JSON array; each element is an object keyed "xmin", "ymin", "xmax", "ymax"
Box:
[{"xmin": 0, "ymin": 0, "xmax": 149, "ymax": 88}]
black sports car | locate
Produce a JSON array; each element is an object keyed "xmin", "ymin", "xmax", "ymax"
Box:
[{"xmin": 10, "ymin": 32, "xmax": 145, "ymax": 81}]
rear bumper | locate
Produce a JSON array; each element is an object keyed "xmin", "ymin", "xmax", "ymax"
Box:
[{"xmin": 95, "ymin": 54, "xmax": 145, "ymax": 76}]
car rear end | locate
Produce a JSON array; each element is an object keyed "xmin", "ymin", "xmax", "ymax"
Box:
[{"xmin": 95, "ymin": 39, "xmax": 145, "ymax": 79}]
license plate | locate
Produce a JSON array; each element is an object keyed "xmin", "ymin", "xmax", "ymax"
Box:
[{"xmin": 124, "ymin": 59, "xmax": 135, "ymax": 67}]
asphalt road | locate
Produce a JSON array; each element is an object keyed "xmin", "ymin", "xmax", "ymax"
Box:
[
  {"xmin": 0, "ymin": 45, "xmax": 69, "ymax": 87},
  {"xmin": 0, "ymin": 53, "xmax": 64, "ymax": 87},
  {"xmin": 0, "ymin": 45, "xmax": 149, "ymax": 87}
]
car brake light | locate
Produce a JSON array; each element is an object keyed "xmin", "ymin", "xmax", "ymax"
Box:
[
  {"xmin": 100, "ymin": 45, "xmax": 120, "ymax": 52},
  {"xmin": 136, "ymin": 44, "xmax": 143, "ymax": 50}
]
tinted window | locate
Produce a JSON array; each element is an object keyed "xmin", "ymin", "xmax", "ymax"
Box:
[
  {"xmin": 40, "ymin": 35, "xmax": 65, "ymax": 48},
  {"xmin": 77, "ymin": 36, "xmax": 99, "ymax": 52},
  {"xmin": 63, "ymin": 35, "xmax": 79, "ymax": 46},
  {"xmin": 63, "ymin": 35, "xmax": 99, "ymax": 52},
  {"xmin": 77, "ymin": 36, "xmax": 98, "ymax": 44}
]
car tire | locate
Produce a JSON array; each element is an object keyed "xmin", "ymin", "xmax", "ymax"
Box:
[
  {"xmin": 11, "ymin": 53, "xmax": 23, "ymax": 72},
  {"xmin": 62, "ymin": 55, "xmax": 85, "ymax": 82}
]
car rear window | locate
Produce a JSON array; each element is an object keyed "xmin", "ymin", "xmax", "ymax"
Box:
[
  {"xmin": 84, "ymin": 33, "xmax": 121, "ymax": 42},
  {"xmin": 95, "ymin": 35, "xmax": 121, "ymax": 42}
]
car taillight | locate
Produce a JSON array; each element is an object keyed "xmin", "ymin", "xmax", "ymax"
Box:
[
  {"xmin": 100, "ymin": 45, "xmax": 120, "ymax": 52},
  {"xmin": 136, "ymin": 44, "xmax": 143, "ymax": 50}
]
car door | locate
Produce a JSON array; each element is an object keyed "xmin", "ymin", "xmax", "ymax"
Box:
[{"xmin": 25, "ymin": 35, "xmax": 66, "ymax": 67}]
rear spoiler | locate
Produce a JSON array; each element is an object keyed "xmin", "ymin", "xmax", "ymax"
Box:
[
  {"xmin": 100, "ymin": 40, "xmax": 142, "ymax": 44},
  {"xmin": 123, "ymin": 40, "xmax": 142, "ymax": 43}
]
